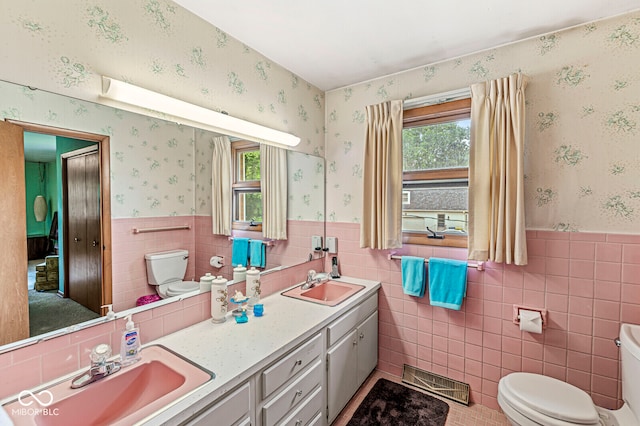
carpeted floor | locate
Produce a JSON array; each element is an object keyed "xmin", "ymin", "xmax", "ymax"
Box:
[
  {"xmin": 347, "ymin": 378, "xmax": 449, "ymax": 426},
  {"xmin": 28, "ymin": 289, "xmax": 100, "ymax": 337}
]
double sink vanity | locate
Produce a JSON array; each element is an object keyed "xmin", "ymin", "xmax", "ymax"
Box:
[{"xmin": 1, "ymin": 276, "xmax": 380, "ymax": 426}]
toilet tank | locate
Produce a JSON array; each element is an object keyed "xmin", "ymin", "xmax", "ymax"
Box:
[
  {"xmin": 145, "ymin": 249, "xmax": 189, "ymax": 285},
  {"xmin": 620, "ymin": 323, "xmax": 640, "ymax": 419}
]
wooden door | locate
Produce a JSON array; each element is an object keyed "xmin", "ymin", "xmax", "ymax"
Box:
[
  {"xmin": 0, "ymin": 121, "xmax": 29, "ymax": 345},
  {"xmin": 66, "ymin": 149, "xmax": 101, "ymax": 313}
]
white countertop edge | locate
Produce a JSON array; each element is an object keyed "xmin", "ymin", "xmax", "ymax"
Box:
[{"xmin": 141, "ymin": 276, "xmax": 381, "ymax": 426}]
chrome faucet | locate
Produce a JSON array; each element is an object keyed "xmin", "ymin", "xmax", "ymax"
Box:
[
  {"xmin": 301, "ymin": 270, "xmax": 329, "ymax": 290},
  {"xmin": 71, "ymin": 344, "xmax": 121, "ymax": 389}
]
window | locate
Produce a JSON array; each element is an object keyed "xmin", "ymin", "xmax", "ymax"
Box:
[
  {"xmin": 232, "ymin": 140, "xmax": 262, "ymax": 231},
  {"xmin": 402, "ymin": 98, "xmax": 471, "ymax": 247}
]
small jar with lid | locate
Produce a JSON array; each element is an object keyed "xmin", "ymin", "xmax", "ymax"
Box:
[
  {"xmin": 246, "ymin": 267, "xmax": 261, "ymax": 309},
  {"xmin": 199, "ymin": 272, "xmax": 215, "ymax": 292},
  {"xmin": 233, "ymin": 264, "xmax": 247, "ymax": 282},
  {"xmin": 211, "ymin": 275, "xmax": 228, "ymax": 323}
]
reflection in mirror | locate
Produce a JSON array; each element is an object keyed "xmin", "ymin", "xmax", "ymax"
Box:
[{"xmin": 0, "ymin": 79, "xmax": 325, "ymax": 350}]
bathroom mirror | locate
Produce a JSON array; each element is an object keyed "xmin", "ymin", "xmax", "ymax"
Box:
[{"xmin": 0, "ymin": 78, "xmax": 325, "ymax": 350}]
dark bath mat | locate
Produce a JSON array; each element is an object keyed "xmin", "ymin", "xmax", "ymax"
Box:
[{"xmin": 347, "ymin": 378, "xmax": 449, "ymax": 426}]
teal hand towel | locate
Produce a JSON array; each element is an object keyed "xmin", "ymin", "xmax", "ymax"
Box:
[
  {"xmin": 428, "ymin": 258, "xmax": 468, "ymax": 310},
  {"xmin": 249, "ymin": 240, "xmax": 266, "ymax": 268},
  {"xmin": 231, "ymin": 237, "xmax": 249, "ymax": 267},
  {"xmin": 401, "ymin": 256, "xmax": 426, "ymax": 297}
]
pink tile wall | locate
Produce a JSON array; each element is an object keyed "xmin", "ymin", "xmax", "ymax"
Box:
[
  {"xmin": 0, "ymin": 258, "xmax": 321, "ymax": 400},
  {"xmin": 111, "ymin": 216, "xmax": 196, "ymax": 311},
  {"xmin": 194, "ymin": 216, "xmax": 324, "ymax": 280},
  {"xmin": 112, "ymin": 216, "xmax": 323, "ymax": 311},
  {"xmin": 325, "ymin": 222, "xmax": 640, "ymax": 412}
]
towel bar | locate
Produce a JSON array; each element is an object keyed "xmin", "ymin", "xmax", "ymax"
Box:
[
  {"xmin": 388, "ymin": 254, "xmax": 484, "ymax": 271},
  {"xmin": 132, "ymin": 225, "xmax": 191, "ymax": 234},
  {"xmin": 228, "ymin": 237, "xmax": 275, "ymax": 246}
]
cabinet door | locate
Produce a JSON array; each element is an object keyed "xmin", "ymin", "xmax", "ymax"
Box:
[
  {"xmin": 357, "ymin": 312, "xmax": 378, "ymax": 386},
  {"xmin": 327, "ymin": 329, "xmax": 358, "ymax": 423}
]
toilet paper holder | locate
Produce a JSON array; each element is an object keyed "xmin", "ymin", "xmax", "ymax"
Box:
[{"xmin": 512, "ymin": 305, "xmax": 547, "ymax": 329}]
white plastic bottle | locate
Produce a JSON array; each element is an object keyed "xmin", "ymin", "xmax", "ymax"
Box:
[{"xmin": 120, "ymin": 314, "xmax": 141, "ymax": 366}]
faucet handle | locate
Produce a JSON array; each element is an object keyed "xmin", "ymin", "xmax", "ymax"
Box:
[{"xmin": 90, "ymin": 344, "xmax": 112, "ymax": 364}]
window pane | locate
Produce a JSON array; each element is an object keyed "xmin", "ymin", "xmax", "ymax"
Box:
[
  {"xmin": 402, "ymin": 118, "xmax": 470, "ymax": 171},
  {"xmin": 235, "ymin": 191, "xmax": 262, "ymax": 222},
  {"xmin": 238, "ymin": 150, "xmax": 261, "ymax": 181},
  {"xmin": 402, "ymin": 183, "xmax": 468, "ymax": 235}
]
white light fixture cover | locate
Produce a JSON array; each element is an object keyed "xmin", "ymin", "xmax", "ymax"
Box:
[
  {"xmin": 101, "ymin": 77, "xmax": 300, "ymax": 147},
  {"xmin": 34, "ymin": 195, "xmax": 47, "ymax": 222}
]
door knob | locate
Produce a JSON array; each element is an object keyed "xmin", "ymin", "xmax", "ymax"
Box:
[
  {"xmin": 92, "ymin": 240, "xmax": 98, "ymax": 247},
  {"xmin": 74, "ymin": 237, "xmax": 80, "ymax": 242}
]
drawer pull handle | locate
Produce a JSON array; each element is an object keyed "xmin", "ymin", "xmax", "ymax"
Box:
[
  {"xmin": 353, "ymin": 339, "xmax": 357, "ymax": 346},
  {"xmin": 295, "ymin": 389, "xmax": 303, "ymax": 397},
  {"xmin": 295, "ymin": 420, "xmax": 302, "ymax": 426},
  {"xmin": 295, "ymin": 359, "xmax": 302, "ymax": 366},
  {"xmin": 359, "ymin": 332, "xmax": 365, "ymax": 339}
]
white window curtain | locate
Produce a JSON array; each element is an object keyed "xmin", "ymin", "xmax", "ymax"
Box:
[
  {"xmin": 211, "ymin": 135, "xmax": 232, "ymax": 235},
  {"xmin": 260, "ymin": 144, "xmax": 288, "ymax": 240},
  {"xmin": 468, "ymin": 73, "xmax": 528, "ymax": 265},
  {"xmin": 360, "ymin": 100, "xmax": 404, "ymax": 249}
]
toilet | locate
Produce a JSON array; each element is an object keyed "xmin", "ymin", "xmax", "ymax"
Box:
[
  {"xmin": 145, "ymin": 249, "xmax": 199, "ymax": 298},
  {"xmin": 498, "ymin": 323, "xmax": 640, "ymax": 426}
]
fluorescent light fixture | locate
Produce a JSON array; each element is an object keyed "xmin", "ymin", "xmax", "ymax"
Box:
[{"xmin": 101, "ymin": 76, "xmax": 300, "ymax": 147}]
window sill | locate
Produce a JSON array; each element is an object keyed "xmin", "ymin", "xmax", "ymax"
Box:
[
  {"xmin": 402, "ymin": 231, "xmax": 468, "ymax": 248},
  {"xmin": 232, "ymin": 222, "xmax": 263, "ymax": 232}
]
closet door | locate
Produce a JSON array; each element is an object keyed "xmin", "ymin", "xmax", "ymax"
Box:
[
  {"xmin": 0, "ymin": 121, "xmax": 29, "ymax": 345},
  {"xmin": 66, "ymin": 150, "xmax": 101, "ymax": 313}
]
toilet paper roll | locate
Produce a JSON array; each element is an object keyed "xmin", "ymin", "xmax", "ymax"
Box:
[
  {"xmin": 210, "ymin": 256, "xmax": 224, "ymax": 268},
  {"xmin": 519, "ymin": 309, "xmax": 543, "ymax": 333}
]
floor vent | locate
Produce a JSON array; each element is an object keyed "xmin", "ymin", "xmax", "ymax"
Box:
[{"xmin": 402, "ymin": 364, "xmax": 470, "ymax": 406}]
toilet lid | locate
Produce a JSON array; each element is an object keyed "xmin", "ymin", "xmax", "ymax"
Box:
[
  {"xmin": 166, "ymin": 280, "xmax": 199, "ymax": 296},
  {"xmin": 501, "ymin": 373, "xmax": 599, "ymax": 424}
]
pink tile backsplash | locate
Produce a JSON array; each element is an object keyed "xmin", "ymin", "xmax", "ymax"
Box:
[{"xmin": 325, "ymin": 223, "xmax": 640, "ymax": 411}]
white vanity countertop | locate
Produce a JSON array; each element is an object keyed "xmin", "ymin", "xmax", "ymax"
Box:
[{"xmin": 141, "ymin": 276, "xmax": 381, "ymax": 425}]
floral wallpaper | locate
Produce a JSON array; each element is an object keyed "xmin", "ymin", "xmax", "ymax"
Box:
[
  {"xmin": 0, "ymin": 0, "xmax": 327, "ymax": 222},
  {"xmin": 193, "ymin": 129, "xmax": 325, "ymax": 221},
  {"xmin": 324, "ymin": 11, "xmax": 640, "ymax": 234},
  {"xmin": 0, "ymin": 0, "xmax": 324, "ymax": 157}
]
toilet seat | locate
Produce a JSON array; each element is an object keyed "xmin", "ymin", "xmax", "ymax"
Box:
[
  {"xmin": 499, "ymin": 373, "xmax": 600, "ymax": 425},
  {"xmin": 163, "ymin": 280, "xmax": 199, "ymax": 297}
]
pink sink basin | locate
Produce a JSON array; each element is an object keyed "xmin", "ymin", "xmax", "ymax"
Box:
[
  {"xmin": 3, "ymin": 345, "xmax": 213, "ymax": 426},
  {"xmin": 282, "ymin": 280, "xmax": 365, "ymax": 306}
]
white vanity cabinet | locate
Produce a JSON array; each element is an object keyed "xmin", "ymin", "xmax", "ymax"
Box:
[{"xmin": 326, "ymin": 294, "xmax": 378, "ymax": 424}]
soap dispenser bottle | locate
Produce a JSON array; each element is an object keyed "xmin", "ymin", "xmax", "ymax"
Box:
[{"xmin": 120, "ymin": 314, "xmax": 141, "ymax": 366}]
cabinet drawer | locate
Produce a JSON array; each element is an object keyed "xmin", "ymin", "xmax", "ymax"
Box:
[
  {"xmin": 188, "ymin": 382, "xmax": 250, "ymax": 426},
  {"xmin": 307, "ymin": 411, "xmax": 323, "ymax": 426},
  {"xmin": 262, "ymin": 333, "xmax": 322, "ymax": 398},
  {"xmin": 327, "ymin": 293, "xmax": 377, "ymax": 347},
  {"xmin": 277, "ymin": 386, "xmax": 322, "ymax": 426},
  {"xmin": 262, "ymin": 360, "xmax": 322, "ymax": 426}
]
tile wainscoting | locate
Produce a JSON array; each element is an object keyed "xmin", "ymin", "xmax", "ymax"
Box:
[
  {"xmin": 111, "ymin": 216, "xmax": 324, "ymax": 311},
  {"xmin": 325, "ymin": 222, "xmax": 640, "ymax": 411}
]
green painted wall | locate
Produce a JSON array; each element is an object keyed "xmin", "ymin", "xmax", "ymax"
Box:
[{"xmin": 24, "ymin": 162, "xmax": 47, "ymax": 237}]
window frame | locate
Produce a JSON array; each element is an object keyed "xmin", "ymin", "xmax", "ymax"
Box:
[
  {"xmin": 231, "ymin": 140, "xmax": 262, "ymax": 232},
  {"xmin": 402, "ymin": 97, "xmax": 471, "ymax": 248}
]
